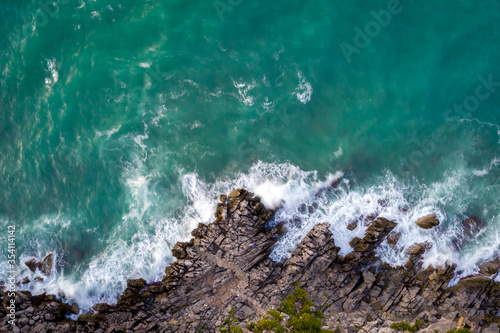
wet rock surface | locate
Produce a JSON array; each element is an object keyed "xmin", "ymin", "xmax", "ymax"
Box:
[
  {"xmin": 1, "ymin": 189, "xmax": 499, "ymax": 332},
  {"xmin": 415, "ymin": 214, "xmax": 440, "ymax": 229},
  {"xmin": 24, "ymin": 253, "xmax": 54, "ymax": 277}
]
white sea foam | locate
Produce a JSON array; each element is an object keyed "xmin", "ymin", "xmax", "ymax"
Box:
[
  {"xmin": 45, "ymin": 59, "xmax": 59, "ymax": 85},
  {"xmin": 333, "ymin": 146, "xmax": 343, "ymax": 159},
  {"xmin": 133, "ymin": 123, "xmax": 149, "ymax": 153},
  {"xmin": 294, "ymin": 71, "xmax": 313, "ymax": 104},
  {"xmin": 12, "ymin": 161, "xmax": 500, "ymax": 311},
  {"xmin": 97, "ymin": 125, "xmax": 121, "ymax": 140},
  {"xmin": 472, "ymin": 157, "xmax": 500, "ymax": 177},
  {"xmin": 232, "ymin": 79, "xmax": 256, "ymax": 106}
]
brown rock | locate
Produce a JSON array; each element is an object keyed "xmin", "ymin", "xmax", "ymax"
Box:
[
  {"xmin": 386, "ymin": 232, "xmax": 401, "ymax": 247},
  {"xmin": 228, "ymin": 189, "xmax": 241, "ymax": 198},
  {"xmin": 69, "ymin": 303, "xmax": 80, "ymax": 315},
  {"xmin": 172, "ymin": 242, "xmax": 188, "ymax": 259},
  {"xmin": 405, "ymin": 242, "xmax": 432, "ymax": 255},
  {"xmin": 127, "ymin": 278, "xmax": 146, "ymax": 290},
  {"xmin": 25, "ymin": 253, "xmax": 54, "ymax": 276},
  {"xmin": 415, "ymin": 214, "xmax": 440, "ymax": 229},
  {"xmin": 39, "ymin": 253, "xmax": 54, "ymax": 276},
  {"xmin": 347, "ymin": 221, "xmax": 358, "ymax": 230},
  {"xmin": 25, "ymin": 258, "xmax": 41, "ymax": 272},
  {"xmin": 479, "ymin": 258, "xmax": 500, "ymax": 276},
  {"xmin": 93, "ymin": 303, "xmax": 110, "ymax": 312}
]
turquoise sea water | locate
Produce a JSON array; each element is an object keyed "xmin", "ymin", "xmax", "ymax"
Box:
[{"xmin": 1, "ymin": 0, "xmax": 500, "ymax": 309}]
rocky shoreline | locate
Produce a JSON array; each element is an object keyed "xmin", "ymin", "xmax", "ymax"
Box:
[{"xmin": 1, "ymin": 189, "xmax": 499, "ymax": 332}]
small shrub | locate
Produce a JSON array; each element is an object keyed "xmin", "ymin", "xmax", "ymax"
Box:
[
  {"xmin": 315, "ymin": 310, "xmax": 324, "ymax": 319},
  {"xmin": 391, "ymin": 323, "xmax": 401, "ymax": 331},
  {"xmin": 293, "ymin": 282, "xmax": 308, "ymax": 301},
  {"xmin": 267, "ymin": 310, "xmax": 284, "ymax": 322},
  {"xmin": 390, "ymin": 320, "xmax": 422, "ymax": 332},
  {"xmin": 254, "ymin": 318, "xmax": 284, "ymax": 333},
  {"xmin": 220, "ymin": 307, "xmax": 242, "ymax": 333},
  {"xmin": 446, "ymin": 329, "xmax": 472, "ymax": 333},
  {"xmin": 288, "ymin": 312, "xmax": 322, "ymax": 332},
  {"xmin": 280, "ymin": 294, "xmax": 296, "ymax": 315},
  {"xmin": 235, "ymin": 284, "xmax": 330, "ymax": 333}
]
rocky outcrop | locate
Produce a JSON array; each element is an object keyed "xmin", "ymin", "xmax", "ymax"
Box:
[
  {"xmin": 24, "ymin": 253, "xmax": 54, "ymax": 276},
  {"xmin": 415, "ymin": 214, "xmax": 440, "ymax": 229},
  {"xmin": 479, "ymin": 258, "xmax": 500, "ymax": 277},
  {"xmin": 1, "ymin": 189, "xmax": 499, "ymax": 332},
  {"xmin": 0, "ymin": 289, "xmax": 79, "ymax": 333}
]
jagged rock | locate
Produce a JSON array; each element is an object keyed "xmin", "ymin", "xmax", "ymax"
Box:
[
  {"xmin": 25, "ymin": 258, "xmax": 41, "ymax": 273},
  {"xmin": 227, "ymin": 189, "xmax": 241, "ymax": 198},
  {"xmin": 479, "ymin": 258, "xmax": 500, "ymax": 276},
  {"xmin": 24, "ymin": 253, "xmax": 54, "ymax": 276},
  {"xmin": 0, "ymin": 290, "xmax": 78, "ymax": 332},
  {"xmin": 69, "ymin": 303, "xmax": 80, "ymax": 315},
  {"xmin": 386, "ymin": 231, "xmax": 401, "ymax": 247},
  {"xmin": 1, "ymin": 189, "xmax": 498, "ymax": 333},
  {"xmin": 415, "ymin": 214, "xmax": 440, "ymax": 229},
  {"xmin": 404, "ymin": 241, "xmax": 432, "ymax": 269},
  {"xmin": 347, "ymin": 221, "xmax": 358, "ymax": 230},
  {"xmin": 172, "ymin": 242, "xmax": 188, "ymax": 259},
  {"xmin": 40, "ymin": 253, "xmax": 54, "ymax": 276}
]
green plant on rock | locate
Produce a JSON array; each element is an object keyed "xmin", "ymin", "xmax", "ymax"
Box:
[
  {"xmin": 220, "ymin": 307, "xmax": 243, "ymax": 333},
  {"xmin": 280, "ymin": 294, "xmax": 296, "ymax": 315},
  {"xmin": 244, "ymin": 282, "xmax": 334, "ymax": 333},
  {"xmin": 390, "ymin": 319, "xmax": 423, "ymax": 332},
  {"xmin": 289, "ymin": 312, "xmax": 322, "ymax": 332},
  {"xmin": 267, "ymin": 310, "xmax": 284, "ymax": 322},
  {"xmin": 353, "ymin": 324, "xmax": 367, "ymax": 332},
  {"xmin": 445, "ymin": 328, "xmax": 472, "ymax": 333},
  {"xmin": 252, "ymin": 318, "xmax": 284, "ymax": 333}
]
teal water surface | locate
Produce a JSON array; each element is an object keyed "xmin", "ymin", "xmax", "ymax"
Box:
[{"xmin": 1, "ymin": 0, "xmax": 500, "ymax": 309}]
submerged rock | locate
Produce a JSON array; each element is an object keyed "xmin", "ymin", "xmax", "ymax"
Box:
[
  {"xmin": 415, "ymin": 214, "xmax": 440, "ymax": 229},
  {"xmin": 452, "ymin": 216, "xmax": 486, "ymax": 250}
]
